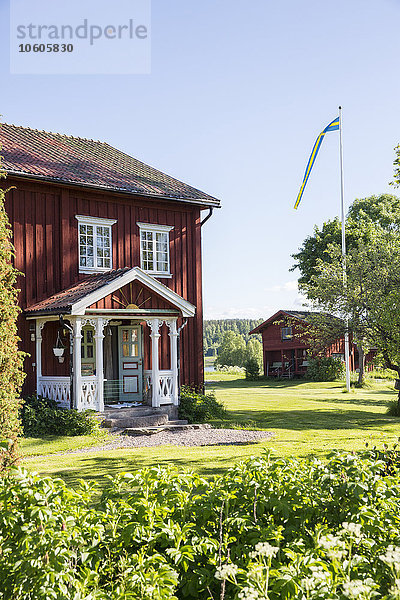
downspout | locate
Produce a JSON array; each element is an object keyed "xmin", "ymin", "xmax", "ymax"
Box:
[
  {"xmin": 200, "ymin": 207, "xmax": 213, "ymax": 227},
  {"xmin": 199, "ymin": 207, "xmax": 214, "ymax": 391},
  {"xmin": 177, "ymin": 319, "xmax": 188, "ymax": 399},
  {"xmin": 60, "ymin": 315, "xmax": 74, "ymax": 410}
]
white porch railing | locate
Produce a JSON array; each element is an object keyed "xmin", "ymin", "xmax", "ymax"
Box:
[
  {"xmin": 144, "ymin": 370, "xmax": 178, "ymax": 405},
  {"xmin": 38, "ymin": 376, "xmax": 100, "ymax": 411},
  {"xmin": 38, "ymin": 377, "xmax": 70, "ymax": 409},
  {"xmin": 79, "ymin": 376, "xmax": 99, "ymax": 411}
]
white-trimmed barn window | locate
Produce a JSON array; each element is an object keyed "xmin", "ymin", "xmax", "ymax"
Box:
[
  {"xmin": 75, "ymin": 215, "xmax": 116, "ymax": 273},
  {"xmin": 137, "ymin": 222, "xmax": 173, "ymax": 277}
]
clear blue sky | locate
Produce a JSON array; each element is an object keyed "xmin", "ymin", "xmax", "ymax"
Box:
[{"xmin": 1, "ymin": 0, "xmax": 399, "ymax": 319}]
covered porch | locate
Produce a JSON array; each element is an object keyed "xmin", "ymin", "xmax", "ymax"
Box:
[{"xmin": 25, "ymin": 267, "xmax": 196, "ymax": 412}]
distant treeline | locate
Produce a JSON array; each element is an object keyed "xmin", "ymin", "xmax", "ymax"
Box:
[{"xmin": 203, "ymin": 319, "xmax": 263, "ymax": 356}]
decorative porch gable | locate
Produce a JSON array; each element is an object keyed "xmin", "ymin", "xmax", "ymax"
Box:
[{"xmin": 25, "ymin": 268, "xmax": 196, "ymax": 412}]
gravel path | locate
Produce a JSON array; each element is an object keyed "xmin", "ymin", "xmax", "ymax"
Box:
[{"xmin": 27, "ymin": 428, "xmax": 274, "ymax": 458}]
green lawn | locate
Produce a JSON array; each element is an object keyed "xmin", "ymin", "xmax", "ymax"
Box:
[{"xmin": 23, "ymin": 376, "xmax": 400, "ymax": 488}]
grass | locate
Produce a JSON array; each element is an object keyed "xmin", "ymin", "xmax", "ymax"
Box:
[
  {"xmin": 21, "ymin": 431, "xmax": 109, "ymax": 457},
  {"xmin": 22, "ymin": 375, "xmax": 400, "ymax": 488}
]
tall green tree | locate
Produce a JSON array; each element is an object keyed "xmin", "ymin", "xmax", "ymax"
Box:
[
  {"xmin": 301, "ymin": 229, "xmax": 400, "ymax": 393},
  {"xmin": 0, "ymin": 170, "xmax": 25, "ymax": 471},
  {"xmin": 291, "ymin": 194, "xmax": 400, "ymax": 285},
  {"xmin": 215, "ymin": 331, "xmax": 247, "ymax": 367},
  {"xmin": 292, "ymin": 193, "xmax": 400, "ymax": 385},
  {"xmin": 245, "ymin": 338, "xmax": 263, "ymax": 368}
]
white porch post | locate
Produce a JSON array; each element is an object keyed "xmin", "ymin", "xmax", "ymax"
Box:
[
  {"xmin": 94, "ymin": 318, "xmax": 106, "ymax": 412},
  {"xmin": 166, "ymin": 319, "xmax": 179, "ymax": 405},
  {"xmin": 72, "ymin": 317, "xmax": 82, "ymax": 410},
  {"xmin": 147, "ymin": 318, "xmax": 162, "ymax": 407},
  {"xmin": 35, "ymin": 320, "xmax": 45, "ymax": 396}
]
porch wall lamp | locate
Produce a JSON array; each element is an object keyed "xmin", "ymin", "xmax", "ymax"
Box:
[{"xmin": 53, "ymin": 330, "xmax": 66, "ymax": 363}]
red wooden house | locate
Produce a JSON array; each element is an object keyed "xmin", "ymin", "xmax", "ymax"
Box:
[
  {"xmin": 250, "ymin": 310, "xmax": 374, "ymax": 378},
  {"xmin": 0, "ymin": 123, "xmax": 220, "ymax": 411}
]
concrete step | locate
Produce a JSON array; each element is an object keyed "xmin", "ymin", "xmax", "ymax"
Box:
[
  {"xmin": 101, "ymin": 406, "xmax": 157, "ymax": 419},
  {"xmin": 102, "ymin": 413, "xmax": 169, "ymax": 429},
  {"xmin": 167, "ymin": 419, "xmax": 188, "ymax": 425},
  {"xmin": 122, "ymin": 423, "xmax": 211, "ymax": 436}
]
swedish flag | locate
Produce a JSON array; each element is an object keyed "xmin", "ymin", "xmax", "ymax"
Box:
[{"xmin": 294, "ymin": 116, "xmax": 340, "ymax": 209}]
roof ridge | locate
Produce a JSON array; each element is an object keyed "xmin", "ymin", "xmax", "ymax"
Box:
[{"xmin": 0, "ymin": 122, "xmax": 103, "ymax": 144}]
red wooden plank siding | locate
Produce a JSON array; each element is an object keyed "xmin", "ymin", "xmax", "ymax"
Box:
[{"xmin": 4, "ymin": 177, "xmax": 205, "ymax": 394}]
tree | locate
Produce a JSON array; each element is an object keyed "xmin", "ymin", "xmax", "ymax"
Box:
[
  {"xmin": 245, "ymin": 339, "xmax": 263, "ymax": 368},
  {"xmin": 215, "ymin": 331, "xmax": 246, "ymax": 367},
  {"xmin": 301, "ymin": 229, "xmax": 400, "ymax": 395},
  {"xmin": 0, "ymin": 170, "xmax": 25, "ymax": 472},
  {"xmin": 291, "ymin": 194, "xmax": 400, "ymax": 285},
  {"xmin": 292, "ymin": 194, "xmax": 400, "ymax": 385}
]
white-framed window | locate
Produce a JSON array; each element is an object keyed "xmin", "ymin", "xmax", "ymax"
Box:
[
  {"xmin": 137, "ymin": 222, "xmax": 173, "ymax": 276},
  {"xmin": 281, "ymin": 326, "xmax": 293, "ymax": 341},
  {"xmin": 75, "ymin": 215, "xmax": 116, "ymax": 273}
]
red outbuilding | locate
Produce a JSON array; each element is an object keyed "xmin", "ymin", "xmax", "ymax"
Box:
[{"xmin": 250, "ymin": 310, "xmax": 375, "ymax": 378}]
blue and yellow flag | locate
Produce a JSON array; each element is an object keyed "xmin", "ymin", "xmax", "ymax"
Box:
[{"xmin": 294, "ymin": 116, "xmax": 339, "ymax": 209}]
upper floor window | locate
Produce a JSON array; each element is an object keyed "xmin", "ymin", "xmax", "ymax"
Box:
[
  {"xmin": 281, "ymin": 326, "xmax": 293, "ymax": 341},
  {"xmin": 137, "ymin": 222, "xmax": 173, "ymax": 277},
  {"xmin": 75, "ymin": 215, "xmax": 116, "ymax": 273}
]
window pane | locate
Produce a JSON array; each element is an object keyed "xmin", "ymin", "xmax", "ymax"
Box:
[{"xmin": 122, "ymin": 344, "xmax": 129, "ymax": 357}]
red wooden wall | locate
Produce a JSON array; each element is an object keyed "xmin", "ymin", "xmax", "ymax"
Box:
[{"xmin": 3, "ymin": 177, "xmax": 204, "ymax": 394}]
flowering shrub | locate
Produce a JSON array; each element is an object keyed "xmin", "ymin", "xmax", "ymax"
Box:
[{"xmin": 2, "ymin": 450, "xmax": 400, "ymax": 598}]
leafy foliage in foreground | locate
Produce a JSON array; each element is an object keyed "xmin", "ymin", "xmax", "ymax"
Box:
[
  {"xmin": 21, "ymin": 395, "xmax": 100, "ymax": 436},
  {"xmin": 178, "ymin": 386, "xmax": 226, "ymax": 423},
  {"xmin": 2, "ymin": 451, "xmax": 400, "ymax": 598},
  {"xmin": 0, "ymin": 171, "xmax": 25, "ymax": 471}
]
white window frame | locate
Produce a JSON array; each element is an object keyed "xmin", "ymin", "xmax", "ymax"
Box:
[
  {"xmin": 137, "ymin": 222, "xmax": 173, "ymax": 278},
  {"xmin": 281, "ymin": 326, "xmax": 293, "ymax": 341},
  {"xmin": 75, "ymin": 215, "xmax": 117, "ymax": 273}
]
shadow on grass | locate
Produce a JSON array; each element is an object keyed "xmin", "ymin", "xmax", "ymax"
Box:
[
  {"xmin": 217, "ymin": 408, "xmax": 392, "ymax": 431},
  {"xmin": 38, "ymin": 452, "xmax": 241, "ymax": 488},
  {"xmin": 207, "ymin": 378, "xmax": 347, "ymax": 390}
]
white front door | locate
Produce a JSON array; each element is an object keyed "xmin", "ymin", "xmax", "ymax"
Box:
[{"xmin": 118, "ymin": 326, "xmax": 142, "ymax": 403}]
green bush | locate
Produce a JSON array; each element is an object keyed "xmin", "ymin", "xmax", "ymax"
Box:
[
  {"xmin": 21, "ymin": 395, "xmax": 100, "ymax": 436},
  {"xmin": 244, "ymin": 357, "xmax": 260, "ymax": 380},
  {"xmin": 2, "ymin": 451, "xmax": 400, "ymax": 599},
  {"xmin": 387, "ymin": 399, "xmax": 400, "ymax": 417},
  {"xmin": 367, "ymin": 368, "xmax": 398, "ymax": 380},
  {"xmin": 178, "ymin": 386, "xmax": 226, "ymax": 423},
  {"xmin": 306, "ymin": 356, "xmax": 345, "ymax": 381}
]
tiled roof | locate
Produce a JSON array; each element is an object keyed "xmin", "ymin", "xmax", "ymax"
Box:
[
  {"xmin": 0, "ymin": 123, "xmax": 220, "ymax": 207},
  {"xmin": 249, "ymin": 309, "xmax": 336, "ymax": 334},
  {"xmin": 25, "ymin": 268, "xmax": 131, "ymax": 315},
  {"xmin": 249, "ymin": 309, "xmax": 317, "ymax": 334}
]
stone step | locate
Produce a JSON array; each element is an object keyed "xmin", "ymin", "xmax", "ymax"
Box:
[
  {"xmin": 102, "ymin": 413, "xmax": 169, "ymax": 429},
  {"xmin": 167, "ymin": 419, "xmax": 188, "ymax": 425},
  {"xmin": 122, "ymin": 423, "xmax": 211, "ymax": 436},
  {"xmin": 101, "ymin": 406, "xmax": 157, "ymax": 419}
]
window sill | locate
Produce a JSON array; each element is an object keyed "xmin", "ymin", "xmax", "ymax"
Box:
[
  {"xmin": 79, "ymin": 267, "xmax": 112, "ymax": 275},
  {"xmin": 144, "ymin": 272, "xmax": 173, "ymax": 279}
]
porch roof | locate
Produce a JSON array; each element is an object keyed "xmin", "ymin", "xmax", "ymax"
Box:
[{"xmin": 25, "ymin": 267, "xmax": 196, "ymax": 318}]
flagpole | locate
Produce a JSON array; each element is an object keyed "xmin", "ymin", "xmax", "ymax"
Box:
[{"xmin": 339, "ymin": 106, "xmax": 351, "ymax": 392}]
